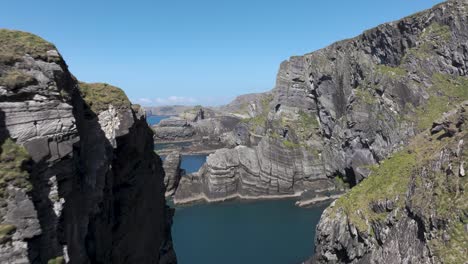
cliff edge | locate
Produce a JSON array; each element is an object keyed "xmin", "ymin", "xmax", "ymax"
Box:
[{"xmin": 0, "ymin": 30, "xmax": 175, "ymax": 263}]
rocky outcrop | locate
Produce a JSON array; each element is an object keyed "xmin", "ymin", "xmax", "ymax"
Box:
[
  {"xmin": 163, "ymin": 152, "xmax": 183, "ymax": 197},
  {"xmin": 0, "ymin": 30, "xmax": 175, "ymax": 263},
  {"xmin": 153, "ymin": 107, "xmax": 245, "ymax": 155},
  {"xmin": 176, "ymin": 0, "xmax": 468, "ymax": 205},
  {"xmin": 311, "ymin": 102, "xmax": 467, "ymax": 264},
  {"xmin": 218, "ymin": 92, "xmax": 272, "ymax": 118},
  {"xmin": 154, "ymin": 118, "xmax": 195, "ymax": 141},
  {"xmin": 174, "ymin": 136, "xmax": 340, "ymax": 204}
]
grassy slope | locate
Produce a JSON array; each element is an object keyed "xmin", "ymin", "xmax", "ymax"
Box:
[{"xmin": 78, "ymin": 82, "xmax": 132, "ymax": 113}]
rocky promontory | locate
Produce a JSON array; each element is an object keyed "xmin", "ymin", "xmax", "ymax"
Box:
[{"xmin": 0, "ymin": 30, "xmax": 175, "ymax": 263}]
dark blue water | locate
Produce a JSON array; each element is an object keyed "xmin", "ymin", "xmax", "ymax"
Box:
[
  {"xmin": 160, "ymin": 154, "xmax": 207, "ymax": 174},
  {"xmin": 173, "ymin": 199, "xmax": 326, "ymax": 264},
  {"xmin": 148, "ymin": 120, "xmax": 326, "ymax": 264},
  {"xmin": 180, "ymin": 154, "xmax": 207, "ymax": 173},
  {"xmin": 147, "ymin": 115, "xmax": 172, "ymax": 126}
]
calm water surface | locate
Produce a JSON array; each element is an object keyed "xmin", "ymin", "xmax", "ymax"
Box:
[
  {"xmin": 147, "ymin": 115, "xmax": 172, "ymax": 125},
  {"xmin": 173, "ymin": 199, "xmax": 326, "ymax": 264},
  {"xmin": 147, "ymin": 116, "xmax": 326, "ymax": 264},
  {"xmin": 180, "ymin": 154, "xmax": 207, "ymax": 173}
]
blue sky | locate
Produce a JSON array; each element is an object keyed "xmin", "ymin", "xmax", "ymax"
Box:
[{"xmin": 2, "ymin": 0, "xmax": 443, "ymax": 106}]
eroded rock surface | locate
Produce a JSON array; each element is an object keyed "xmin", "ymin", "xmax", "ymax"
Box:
[
  {"xmin": 0, "ymin": 30, "xmax": 175, "ymax": 263},
  {"xmin": 311, "ymin": 102, "xmax": 467, "ymax": 264},
  {"xmin": 163, "ymin": 151, "xmax": 183, "ymax": 197},
  {"xmin": 176, "ymin": 0, "xmax": 468, "ymax": 206}
]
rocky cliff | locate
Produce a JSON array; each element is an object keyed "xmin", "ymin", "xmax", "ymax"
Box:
[
  {"xmin": 0, "ymin": 30, "xmax": 175, "ymax": 263},
  {"xmin": 175, "ymin": 0, "xmax": 468, "ymax": 206},
  {"xmin": 311, "ymin": 102, "xmax": 467, "ymax": 264}
]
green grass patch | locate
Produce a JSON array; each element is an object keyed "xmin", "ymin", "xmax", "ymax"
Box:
[
  {"xmin": 354, "ymin": 87, "xmax": 376, "ymax": 105},
  {"xmin": 0, "ymin": 138, "xmax": 32, "ymax": 199},
  {"xmin": 0, "ymin": 70, "xmax": 37, "ymax": 90},
  {"xmin": 415, "ymin": 73, "xmax": 468, "ymax": 130},
  {"xmin": 0, "ymin": 29, "xmax": 55, "ymax": 63},
  {"xmin": 0, "ymin": 224, "xmax": 16, "ymax": 243},
  {"xmin": 376, "ymin": 65, "xmax": 407, "ymax": 79},
  {"xmin": 47, "ymin": 256, "xmax": 65, "ymax": 264},
  {"xmin": 431, "ymin": 219, "xmax": 468, "ymax": 264},
  {"xmin": 79, "ymin": 82, "xmax": 131, "ymax": 113},
  {"xmin": 241, "ymin": 94, "xmax": 273, "ymax": 131},
  {"xmin": 282, "ymin": 140, "xmax": 301, "ymax": 149},
  {"xmin": 404, "ymin": 22, "xmax": 452, "ymax": 61},
  {"xmin": 333, "ymin": 150, "xmax": 417, "ymax": 232}
]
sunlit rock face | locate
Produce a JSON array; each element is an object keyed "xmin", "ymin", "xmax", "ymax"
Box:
[{"xmin": 175, "ymin": 0, "xmax": 468, "ymax": 210}]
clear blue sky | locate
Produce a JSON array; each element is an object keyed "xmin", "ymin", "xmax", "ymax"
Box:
[{"xmin": 1, "ymin": 0, "xmax": 443, "ymax": 106}]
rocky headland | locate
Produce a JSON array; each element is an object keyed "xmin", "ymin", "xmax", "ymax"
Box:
[{"xmin": 0, "ymin": 30, "xmax": 175, "ymax": 263}]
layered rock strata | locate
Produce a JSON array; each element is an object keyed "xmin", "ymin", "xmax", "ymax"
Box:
[
  {"xmin": 311, "ymin": 102, "xmax": 467, "ymax": 264},
  {"xmin": 162, "ymin": 151, "xmax": 183, "ymax": 197},
  {"xmin": 175, "ymin": 0, "xmax": 468, "ymax": 206},
  {"xmin": 0, "ymin": 30, "xmax": 175, "ymax": 263}
]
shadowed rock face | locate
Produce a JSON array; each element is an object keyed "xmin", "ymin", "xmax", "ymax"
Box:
[
  {"xmin": 175, "ymin": 0, "xmax": 468, "ymax": 206},
  {"xmin": 0, "ymin": 30, "xmax": 175, "ymax": 263}
]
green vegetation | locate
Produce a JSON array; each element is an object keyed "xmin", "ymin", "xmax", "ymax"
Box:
[
  {"xmin": 79, "ymin": 82, "xmax": 131, "ymax": 113},
  {"xmin": 47, "ymin": 256, "xmax": 65, "ymax": 264},
  {"xmin": 354, "ymin": 87, "xmax": 376, "ymax": 105},
  {"xmin": 431, "ymin": 219, "xmax": 468, "ymax": 264},
  {"xmin": 421, "ymin": 22, "xmax": 452, "ymax": 42},
  {"xmin": 0, "ymin": 70, "xmax": 37, "ymax": 90},
  {"xmin": 0, "ymin": 224, "xmax": 16, "ymax": 243},
  {"xmin": 331, "ymin": 102, "xmax": 467, "ymax": 264},
  {"xmin": 404, "ymin": 22, "xmax": 452, "ymax": 61},
  {"xmin": 415, "ymin": 73, "xmax": 468, "ymax": 130},
  {"xmin": 298, "ymin": 110, "xmax": 319, "ymax": 130},
  {"xmin": 0, "ymin": 29, "xmax": 55, "ymax": 63},
  {"xmin": 241, "ymin": 94, "xmax": 273, "ymax": 131},
  {"xmin": 334, "ymin": 175, "xmax": 351, "ymax": 190},
  {"xmin": 0, "ymin": 138, "xmax": 32, "ymax": 199},
  {"xmin": 333, "ymin": 149, "xmax": 417, "ymax": 232},
  {"xmin": 376, "ymin": 65, "xmax": 407, "ymax": 79},
  {"xmin": 282, "ymin": 140, "xmax": 301, "ymax": 149}
]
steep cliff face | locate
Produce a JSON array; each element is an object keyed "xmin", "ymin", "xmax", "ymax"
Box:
[
  {"xmin": 311, "ymin": 102, "xmax": 467, "ymax": 264},
  {"xmin": 176, "ymin": 0, "xmax": 468, "ymax": 205},
  {"xmin": 0, "ymin": 30, "xmax": 175, "ymax": 263}
]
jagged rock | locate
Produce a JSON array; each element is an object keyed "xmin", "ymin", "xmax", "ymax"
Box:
[
  {"xmin": 176, "ymin": 0, "xmax": 468, "ymax": 207},
  {"xmin": 163, "ymin": 151, "xmax": 184, "ymax": 196},
  {"xmin": 0, "ymin": 30, "xmax": 175, "ymax": 263},
  {"xmin": 174, "ymin": 136, "xmax": 337, "ymax": 204},
  {"xmin": 311, "ymin": 103, "xmax": 467, "ymax": 264},
  {"xmin": 153, "ymin": 117, "xmax": 195, "ymax": 140}
]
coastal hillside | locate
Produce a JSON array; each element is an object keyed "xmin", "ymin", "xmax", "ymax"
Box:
[
  {"xmin": 174, "ymin": 0, "xmax": 468, "ymax": 210},
  {"xmin": 0, "ymin": 30, "xmax": 175, "ymax": 263},
  {"xmin": 311, "ymin": 101, "xmax": 467, "ymax": 263}
]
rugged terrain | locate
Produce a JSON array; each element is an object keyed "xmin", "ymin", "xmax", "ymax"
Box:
[
  {"xmin": 311, "ymin": 102, "xmax": 467, "ymax": 264},
  {"xmin": 0, "ymin": 30, "xmax": 175, "ymax": 263},
  {"xmin": 152, "ymin": 107, "xmax": 247, "ymax": 155},
  {"xmin": 174, "ymin": 0, "xmax": 468, "ymax": 209}
]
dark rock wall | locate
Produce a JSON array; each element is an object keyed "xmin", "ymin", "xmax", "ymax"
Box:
[{"xmin": 0, "ymin": 30, "xmax": 175, "ymax": 263}]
